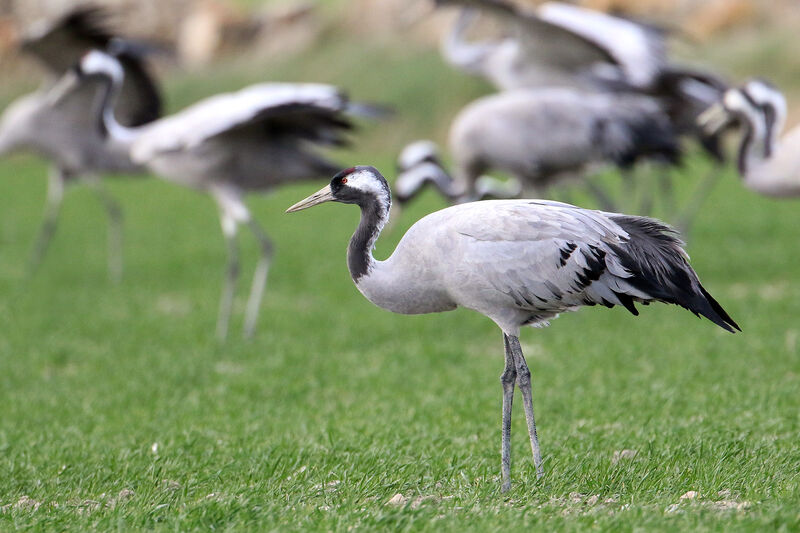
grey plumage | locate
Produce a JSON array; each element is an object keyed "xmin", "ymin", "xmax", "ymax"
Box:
[
  {"xmin": 287, "ymin": 166, "xmax": 738, "ymax": 491},
  {"xmin": 0, "ymin": 5, "xmax": 162, "ymax": 279},
  {"xmin": 396, "ymin": 88, "xmax": 680, "ymax": 206}
]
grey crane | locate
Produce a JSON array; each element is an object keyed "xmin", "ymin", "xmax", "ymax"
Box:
[
  {"xmin": 395, "ymin": 87, "xmax": 681, "ymax": 210},
  {"xmin": 287, "ymin": 165, "xmax": 739, "ymax": 492},
  {"xmin": 74, "ymin": 50, "xmax": 368, "ymax": 339},
  {"xmin": 700, "ymin": 80, "xmax": 800, "ymax": 197},
  {"xmin": 0, "ymin": 6, "xmax": 162, "ymax": 280}
]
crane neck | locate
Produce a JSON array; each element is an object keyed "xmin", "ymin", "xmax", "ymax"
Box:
[
  {"xmin": 397, "ymin": 161, "xmax": 464, "ymax": 204},
  {"xmin": 95, "ymin": 73, "xmax": 138, "ymax": 146},
  {"xmin": 741, "ymin": 125, "xmax": 800, "ymax": 197},
  {"xmin": 766, "ymin": 105, "xmax": 787, "ymax": 158},
  {"xmin": 737, "ymin": 112, "xmax": 766, "ymax": 176},
  {"xmin": 441, "ymin": 8, "xmax": 496, "ymax": 75},
  {"xmin": 348, "ymin": 197, "xmax": 390, "ymax": 284}
]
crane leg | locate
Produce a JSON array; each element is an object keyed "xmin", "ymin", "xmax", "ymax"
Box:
[
  {"xmin": 656, "ymin": 168, "xmax": 676, "ymax": 217},
  {"xmin": 216, "ymin": 212, "xmax": 240, "ymax": 341},
  {"xmin": 243, "ymin": 218, "xmax": 273, "ymax": 339},
  {"xmin": 506, "ymin": 334, "xmax": 544, "ymax": 480},
  {"xmin": 27, "ymin": 167, "xmax": 66, "ymax": 275},
  {"xmin": 88, "ymin": 178, "xmax": 124, "ymax": 283},
  {"xmin": 584, "ymin": 180, "xmax": 618, "ymax": 212},
  {"xmin": 500, "ymin": 334, "xmax": 517, "ymax": 493},
  {"xmin": 620, "ymin": 170, "xmax": 641, "ymax": 213},
  {"xmin": 672, "ymin": 164, "xmax": 722, "ymax": 236}
]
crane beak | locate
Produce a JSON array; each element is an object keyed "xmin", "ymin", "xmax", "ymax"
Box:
[
  {"xmin": 286, "ymin": 184, "xmax": 334, "ymax": 213},
  {"xmin": 697, "ymin": 102, "xmax": 731, "ymax": 135},
  {"xmin": 45, "ymin": 70, "xmax": 81, "ymax": 107}
]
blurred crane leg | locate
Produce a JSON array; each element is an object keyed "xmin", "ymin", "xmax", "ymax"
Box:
[
  {"xmin": 673, "ymin": 164, "xmax": 723, "ymax": 235},
  {"xmin": 584, "ymin": 179, "xmax": 618, "ymax": 212},
  {"xmin": 27, "ymin": 167, "xmax": 66, "ymax": 276},
  {"xmin": 243, "ymin": 218, "xmax": 273, "ymax": 339},
  {"xmin": 88, "ymin": 177, "xmax": 124, "ymax": 283},
  {"xmin": 216, "ymin": 212, "xmax": 240, "ymax": 341}
]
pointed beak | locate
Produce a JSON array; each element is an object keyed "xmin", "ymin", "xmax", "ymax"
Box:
[
  {"xmin": 286, "ymin": 184, "xmax": 334, "ymax": 213},
  {"xmin": 45, "ymin": 69, "xmax": 81, "ymax": 107},
  {"xmin": 697, "ymin": 102, "xmax": 731, "ymax": 135}
]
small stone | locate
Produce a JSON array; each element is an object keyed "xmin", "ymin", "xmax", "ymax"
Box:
[
  {"xmin": 312, "ymin": 480, "xmax": 341, "ymax": 493},
  {"xmin": 612, "ymin": 449, "xmax": 638, "ymax": 464},
  {"xmin": 586, "ymin": 494, "xmax": 599, "ymax": 506},
  {"xmin": 13, "ymin": 496, "xmax": 41, "ymax": 511},
  {"xmin": 386, "ymin": 493, "xmax": 408, "ymax": 506},
  {"xmin": 680, "ymin": 490, "xmax": 699, "ymax": 500},
  {"xmin": 163, "ymin": 480, "xmax": 181, "ymax": 491},
  {"xmin": 286, "ymin": 465, "xmax": 307, "ymax": 480},
  {"xmin": 410, "ymin": 495, "xmax": 437, "ymax": 509}
]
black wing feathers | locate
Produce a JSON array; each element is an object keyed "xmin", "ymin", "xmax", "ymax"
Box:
[{"xmin": 609, "ymin": 215, "xmax": 740, "ymax": 332}]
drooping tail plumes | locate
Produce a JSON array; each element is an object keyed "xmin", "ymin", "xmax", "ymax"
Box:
[{"xmin": 609, "ymin": 215, "xmax": 740, "ymax": 332}]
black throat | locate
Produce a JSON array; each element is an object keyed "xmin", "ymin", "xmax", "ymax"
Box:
[
  {"xmin": 737, "ymin": 118, "xmax": 754, "ymax": 176},
  {"xmin": 347, "ymin": 199, "xmax": 388, "ymax": 283},
  {"xmin": 94, "ymin": 76, "xmax": 115, "ymax": 139}
]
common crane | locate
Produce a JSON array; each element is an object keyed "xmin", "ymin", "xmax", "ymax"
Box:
[
  {"xmin": 395, "ymin": 88, "xmax": 681, "ymax": 210},
  {"xmin": 287, "ymin": 165, "xmax": 739, "ymax": 492},
  {"xmin": 75, "ymin": 50, "xmax": 369, "ymax": 339},
  {"xmin": 0, "ymin": 6, "xmax": 161, "ymax": 280}
]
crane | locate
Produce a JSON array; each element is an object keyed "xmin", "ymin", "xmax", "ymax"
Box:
[
  {"xmin": 0, "ymin": 6, "xmax": 162, "ymax": 280},
  {"xmin": 74, "ymin": 50, "xmax": 372, "ymax": 339},
  {"xmin": 394, "ymin": 87, "xmax": 680, "ymax": 210},
  {"xmin": 287, "ymin": 165, "xmax": 739, "ymax": 492}
]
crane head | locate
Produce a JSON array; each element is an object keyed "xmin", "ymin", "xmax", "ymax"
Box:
[
  {"xmin": 287, "ymin": 166, "xmax": 392, "ymax": 214},
  {"xmin": 75, "ymin": 49, "xmax": 124, "ymax": 84},
  {"xmin": 698, "ymin": 88, "xmax": 761, "ymax": 136}
]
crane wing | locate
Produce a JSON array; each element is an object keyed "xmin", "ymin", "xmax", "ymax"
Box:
[
  {"xmin": 131, "ymin": 83, "xmax": 351, "ymax": 163},
  {"xmin": 438, "ymin": 0, "xmax": 615, "ymax": 70},
  {"xmin": 437, "ymin": 0, "xmax": 665, "ymax": 87},
  {"xmin": 436, "ymin": 200, "xmax": 738, "ymax": 332},
  {"xmin": 443, "ymin": 201, "xmax": 641, "ymax": 317},
  {"xmin": 20, "ymin": 5, "xmax": 112, "ymax": 75},
  {"xmin": 536, "ymin": 2, "xmax": 666, "ymax": 88},
  {"xmin": 21, "ymin": 5, "xmax": 162, "ymax": 127}
]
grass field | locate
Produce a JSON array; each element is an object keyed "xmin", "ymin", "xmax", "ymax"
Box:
[{"xmin": 1, "ymin": 35, "xmax": 800, "ymax": 532}]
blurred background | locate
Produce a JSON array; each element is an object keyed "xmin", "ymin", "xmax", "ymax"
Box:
[{"xmin": 3, "ymin": 0, "xmax": 800, "ymax": 141}]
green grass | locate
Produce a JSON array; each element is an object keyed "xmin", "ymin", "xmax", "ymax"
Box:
[{"xmin": 1, "ymin": 33, "xmax": 800, "ymax": 532}]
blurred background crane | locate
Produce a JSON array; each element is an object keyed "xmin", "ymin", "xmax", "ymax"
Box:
[{"xmin": 0, "ymin": 6, "xmax": 162, "ymax": 281}]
